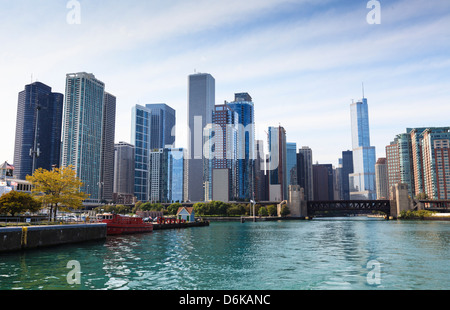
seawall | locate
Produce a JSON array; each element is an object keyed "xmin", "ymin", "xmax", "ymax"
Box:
[{"xmin": 0, "ymin": 223, "xmax": 107, "ymax": 253}]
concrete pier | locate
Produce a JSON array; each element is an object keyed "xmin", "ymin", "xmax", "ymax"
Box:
[{"xmin": 0, "ymin": 223, "xmax": 107, "ymax": 253}]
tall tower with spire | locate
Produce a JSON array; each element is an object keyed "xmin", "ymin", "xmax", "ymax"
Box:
[{"xmin": 348, "ymin": 87, "xmax": 376, "ymax": 200}]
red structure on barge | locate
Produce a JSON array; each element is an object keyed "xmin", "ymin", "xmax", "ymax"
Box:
[{"xmin": 97, "ymin": 213, "xmax": 153, "ymax": 235}]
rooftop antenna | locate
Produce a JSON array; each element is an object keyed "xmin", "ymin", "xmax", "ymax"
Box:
[{"xmin": 362, "ymin": 82, "xmax": 365, "ymax": 99}]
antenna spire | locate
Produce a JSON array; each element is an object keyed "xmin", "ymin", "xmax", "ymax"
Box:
[{"xmin": 362, "ymin": 82, "xmax": 365, "ymax": 99}]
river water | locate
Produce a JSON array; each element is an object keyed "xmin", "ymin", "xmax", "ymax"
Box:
[{"xmin": 0, "ymin": 217, "xmax": 449, "ymax": 290}]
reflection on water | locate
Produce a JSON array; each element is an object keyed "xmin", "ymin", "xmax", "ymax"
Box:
[{"xmin": 0, "ymin": 218, "xmax": 449, "ymax": 290}]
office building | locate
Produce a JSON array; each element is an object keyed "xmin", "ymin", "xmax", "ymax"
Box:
[
  {"xmin": 349, "ymin": 97, "xmax": 376, "ymax": 200},
  {"xmin": 131, "ymin": 103, "xmax": 176, "ymax": 202},
  {"xmin": 287, "ymin": 142, "xmax": 297, "ymax": 186},
  {"xmin": 13, "ymin": 82, "xmax": 63, "ymax": 180},
  {"xmin": 149, "ymin": 148, "xmax": 185, "ymax": 203},
  {"xmin": 226, "ymin": 92, "xmax": 256, "ymax": 201},
  {"xmin": 187, "ymin": 73, "xmax": 215, "ymax": 202},
  {"xmin": 61, "ymin": 72, "xmax": 105, "ymax": 203},
  {"xmin": 268, "ymin": 126, "xmax": 287, "ymax": 201},
  {"xmin": 211, "ymin": 103, "xmax": 238, "ymax": 201},
  {"xmin": 297, "ymin": 146, "xmax": 313, "ymax": 201},
  {"xmin": 313, "ymin": 163, "xmax": 334, "ymax": 200},
  {"xmin": 340, "ymin": 150, "xmax": 353, "ymax": 200}
]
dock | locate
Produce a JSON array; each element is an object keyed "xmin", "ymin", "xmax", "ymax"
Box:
[{"xmin": 153, "ymin": 220, "xmax": 210, "ymax": 230}]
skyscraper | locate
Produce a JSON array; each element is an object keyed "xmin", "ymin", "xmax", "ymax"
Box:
[
  {"xmin": 113, "ymin": 141, "xmax": 135, "ymax": 197},
  {"xmin": 131, "ymin": 103, "xmax": 176, "ymax": 202},
  {"xmin": 187, "ymin": 73, "xmax": 215, "ymax": 202},
  {"xmin": 211, "ymin": 103, "xmax": 238, "ymax": 200},
  {"xmin": 313, "ymin": 163, "xmax": 334, "ymax": 200},
  {"xmin": 149, "ymin": 148, "xmax": 185, "ymax": 203},
  {"xmin": 146, "ymin": 104, "xmax": 176, "ymax": 149},
  {"xmin": 287, "ymin": 142, "xmax": 297, "ymax": 186},
  {"xmin": 297, "ymin": 146, "xmax": 313, "ymax": 201},
  {"xmin": 100, "ymin": 92, "xmax": 116, "ymax": 202},
  {"xmin": 375, "ymin": 158, "xmax": 388, "ymax": 199},
  {"xmin": 340, "ymin": 150, "xmax": 353, "ymax": 200},
  {"xmin": 61, "ymin": 72, "xmax": 106, "ymax": 203},
  {"xmin": 13, "ymin": 82, "xmax": 63, "ymax": 180},
  {"xmin": 226, "ymin": 92, "xmax": 255, "ymax": 201},
  {"xmin": 268, "ymin": 126, "xmax": 287, "ymax": 201},
  {"xmin": 349, "ymin": 97, "xmax": 376, "ymax": 200}
]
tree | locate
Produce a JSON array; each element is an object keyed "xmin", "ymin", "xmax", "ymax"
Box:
[
  {"xmin": 26, "ymin": 166, "xmax": 88, "ymax": 221},
  {"xmin": 280, "ymin": 205, "xmax": 290, "ymax": 217},
  {"xmin": 168, "ymin": 202, "xmax": 182, "ymax": 215},
  {"xmin": 0, "ymin": 191, "xmax": 41, "ymax": 216},
  {"xmin": 267, "ymin": 205, "xmax": 277, "ymax": 216},
  {"xmin": 258, "ymin": 206, "xmax": 268, "ymax": 216}
]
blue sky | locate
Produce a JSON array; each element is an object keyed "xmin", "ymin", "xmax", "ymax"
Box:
[{"xmin": 1, "ymin": 0, "xmax": 450, "ymax": 167}]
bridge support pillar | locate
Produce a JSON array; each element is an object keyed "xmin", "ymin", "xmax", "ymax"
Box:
[
  {"xmin": 390, "ymin": 183, "xmax": 412, "ymax": 218},
  {"xmin": 288, "ymin": 185, "xmax": 308, "ymax": 218}
]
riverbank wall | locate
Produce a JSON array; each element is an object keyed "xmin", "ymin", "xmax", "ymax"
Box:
[
  {"xmin": 0, "ymin": 223, "xmax": 107, "ymax": 253},
  {"xmin": 153, "ymin": 220, "xmax": 210, "ymax": 230}
]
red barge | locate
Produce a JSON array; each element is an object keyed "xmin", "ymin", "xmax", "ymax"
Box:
[{"xmin": 97, "ymin": 213, "xmax": 153, "ymax": 235}]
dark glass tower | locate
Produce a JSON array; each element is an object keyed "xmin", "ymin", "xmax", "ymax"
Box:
[
  {"xmin": 13, "ymin": 82, "xmax": 63, "ymax": 180},
  {"xmin": 227, "ymin": 92, "xmax": 255, "ymax": 201}
]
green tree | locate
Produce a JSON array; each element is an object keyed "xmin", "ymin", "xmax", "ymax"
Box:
[
  {"xmin": 168, "ymin": 202, "xmax": 182, "ymax": 215},
  {"xmin": 267, "ymin": 205, "xmax": 277, "ymax": 216},
  {"xmin": 258, "ymin": 206, "xmax": 268, "ymax": 216},
  {"xmin": 280, "ymin": 205, "xmax": 290, "ymax": 217},
  {"xmin": 0, "ymin": 191, "xmax": 41, "ymax": 216},
  {"xmin": 26, "ymin": 166, "xmax": 88, "ymax": 221}
]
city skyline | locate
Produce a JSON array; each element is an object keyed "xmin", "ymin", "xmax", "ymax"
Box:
[{"xmin": 1, "ymin": 0, "xmax": 450, "ymax": 167}]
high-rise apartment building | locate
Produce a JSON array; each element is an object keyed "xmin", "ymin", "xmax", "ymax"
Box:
[
  {"xmin": 349, "ymin": 97, "xmax": 376, "ymax": 200},
  {"xmin": 13, "ymin": 82, "xmax": 63, "ymax": 180},
  {"xmin": 187, "ymin": 73, "xmax": 215, "ymax": 202},
  {"xmin": 386, "ymin": 127, "xmax": 450, "ymax": 200},
  {"xmin": 226, "ymin": 92, "xmax": 256, "ymax": 201},
  {"xmin": 421, "ymin": 128, "xmax": 450, "ymax": 200},
  {"xmin": 113, "ymin": 141, "xmax": 135, "ymax": 197},
  {"xmin": 375, "ymin": 158, "xmax": 388, "ymax": 199},
  {"xmin": 297, "ymin": 146, "xmax": 313, "ymax": 201},
  {"xmin": 61, "ymin": 72, "xmax": 106, "ymax": 203},
  {"xmin": 100, "ymin": 92, "xmax": 116, "ymax": 202},
  {"xmin": 386, "ymin": 141, "xmax": 401, "ymax": 199}
]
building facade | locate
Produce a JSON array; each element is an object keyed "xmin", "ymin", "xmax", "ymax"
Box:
[
  {"xmin": 113, "ymin": 141, "xmax": 135, "ymax": 197},
  {"xmin": 61, "ymin": 72, "xmax": 105, "ymax": 203},
  {"xmin": 297, "ymin": 146, "xmax": 313, "ymax": 201},
  {"xmin": 226, "ymin": 92, "xmax": 256, "ymax": 201},
  {"xmin": 100, "ymin": 92, "xmax": 116, "ymax": 202},
  {"xmin": 13, "ymin": 82, "xmax": 63, "ymax": 180},
  {"xmin": 187, "ymin": 73, "xmax": 215, "ymax": 202},
  {"xmin": 375, "ymin": 157, "xmax": 388, "ymax": 199},
  {"xmin": 268, "ymin": 126, "xmax": 287, "ymax": 201},
  {"xmin": 349, "ymin": 98, "xmax": 376, "ymax": 200}
]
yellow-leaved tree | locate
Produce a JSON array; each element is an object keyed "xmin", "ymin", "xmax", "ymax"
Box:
[{"xmin": 26, "ymin": 166, "xmax": 88, "ymax": 221}]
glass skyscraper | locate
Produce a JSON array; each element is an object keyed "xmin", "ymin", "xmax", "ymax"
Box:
[
  {"xmin": 268, "ymin": 126, "xmax": 287, "ymax": 201},
  {"xmin": 149, "ymin": 148, "xmax": 185, "ymax": 203},
  {"xmin": 286, "ymin": 142, "xmax": 297, "ymax": 186},
  {"xmin": 131, "ymin": 103, "xmax": 176, "ymax": 202},
  {"xmin": 13, "ymin": 82, "xmax": 63, "ymax": 180},
  {"xmin": 227, "ymin": 92, "xmax": 255, "ymax": 201},
  {"xmin": 349, "ymin": 97, "xmax": 376, "ymax": 200},
  {"xmin": 61, "ymin": 72, "xmax": 105, "ymax": 203}
]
